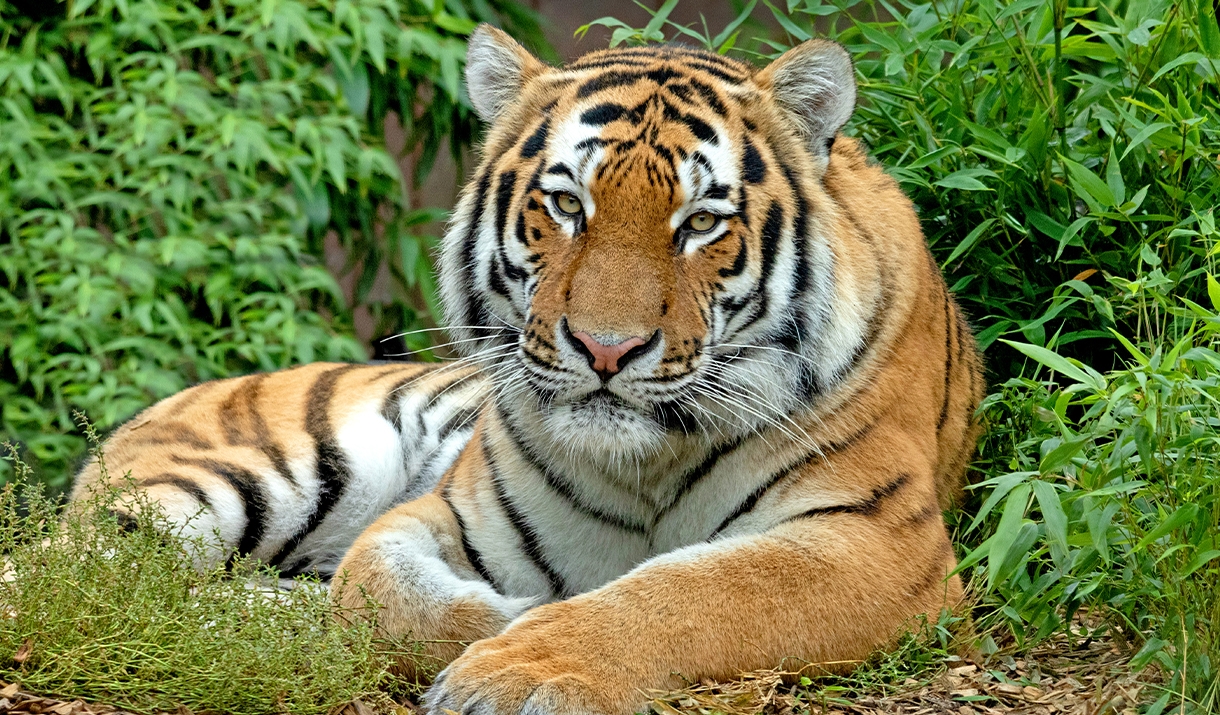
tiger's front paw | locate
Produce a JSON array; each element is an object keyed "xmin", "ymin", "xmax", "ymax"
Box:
[{"xmin": 422, "ymin": 604, "xmax": 640, "ymax": 715}]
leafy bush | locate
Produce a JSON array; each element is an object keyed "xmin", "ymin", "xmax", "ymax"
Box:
[
  {"xmin": 0, "ymin": 0, "xmax": 547, "ymax": 489},
  {"xmin": 0, "ymin": 441, "xmax": 419, "ymax": 714},
  {"xmin": 963, "ymin": 272, "xmax": 1220, "ymax": 709}
]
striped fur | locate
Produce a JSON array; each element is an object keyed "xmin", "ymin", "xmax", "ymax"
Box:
[
  {"xmin": 72, "ymin": 363, "xmax": 487, "ymax": 577},
  {"xmin": 73, "ymin": 26, "xmax": 985, "ymax": 715}
]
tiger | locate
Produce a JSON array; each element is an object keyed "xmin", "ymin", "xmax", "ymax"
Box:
[{"xmin": 71, "ymin": 24, "xmax": 985, "ymax": 715}]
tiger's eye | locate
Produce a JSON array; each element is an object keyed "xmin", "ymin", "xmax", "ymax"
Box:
[
  {"xmin": 686, "ymin": 212, "xmax": 718, "ymax": 232},
  {"xmin": 555, "ymin": 192, "xmax": 583, "ymax": 216}
]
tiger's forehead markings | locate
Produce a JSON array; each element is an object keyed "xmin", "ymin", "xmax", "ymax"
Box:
[
  {"xmin": 565, "ymin": 46, "xmax": 754, "ymax": 86},
  {"xmin": 511, "ymin": 48, "xmax": 763, "ymax": 217}
]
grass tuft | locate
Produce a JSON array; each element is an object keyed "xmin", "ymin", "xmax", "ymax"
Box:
[{"xmin": 0, "ymin": 438, "xmax": 422, "ymax": 715}]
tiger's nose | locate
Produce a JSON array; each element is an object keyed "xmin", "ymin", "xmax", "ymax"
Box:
[{"xmin": 563, "ymin": 322, "xmax": 649, "ymax": 378}]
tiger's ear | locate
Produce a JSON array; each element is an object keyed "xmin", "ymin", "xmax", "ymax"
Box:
[
  {"xmin": 757, "ymin": 39, "xmax": 856, "ymax": 159},
  {"xmin": 465, "ymin": 24, "xmax": 546, "ymax": 124}
]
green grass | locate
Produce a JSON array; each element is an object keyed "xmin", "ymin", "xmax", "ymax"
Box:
[{"xmin": 0, "ymin": 434, "xmax": 423, "ymax": 715}]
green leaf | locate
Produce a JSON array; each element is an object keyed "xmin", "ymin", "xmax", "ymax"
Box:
[
  {"xmin": 1031, "ymin": 480, "xmax": 1069, "ymax": 565},
  {"xmin": 1208, "ymin": 273, "xmax": 1220, "ymax": 312},
  {"xmin": 1001, "ymin": 340, "xmax": 1106, "ymax": 391},
  {"xmin": 1121, "ymin": 121, "xmax": 1172, "ymax": 160},
  {"xmin": 1139, "ymin": 243, "xmax": 1162, "ymax": 267},
  {"xmin": 1026, "ymin": 211, "xmax": 1065, "ymax": 240},
  {"xmin": 766, "ymin": 0, "xmax": 813, "ymax": 41},
  {"xmin": 1134, "ymin": 504, "xmax": 1199, "ymax": 552},
  {"xmin": 934, "ymin": 170, "xmax": 991, "ymax": 191},
  {"xmin": 1061, "ymin": 156, "xmax": 1116, "ymax": 208},
  {"xmin": 905, "ymin": 145, "xmax": 959, "ymax": 170},
  {"xmin": 643, "ymin": 0, "xmax": 682, "ymax": 40},
  {"xmin": 1105, "ymin": 146, "xmax": 1125, "ymax": 206},
  {"xmin": 1109, "ymin": 328, "xmax": 1149, "ymax": 365},
  {"xmin": 1181, "ymin": 549, "xmax": 1220, "ymax": 578},
  {"xmin": 711, "ymin": 0, "xmax": 759, "ymax": 50},
  {"xmin": 433, "ymin": 12, "xmax": 478, "ymax": 35},
  {"xmin": 1131, "ymin": 638, "xmax": 1168, "ymax": 670},
  {"xmin": 942, "ymin": 219, "xmax": 995, "ymax": 266},
  {"xmin": 1039, "ymin": 437, "xmax": 1088, "ymax": 474},
  {"xmin": 965, "ymin": 471, "xmax": 1035, "ymax": 534},
  {"xmin": 1149, "ymin": 52, "xmax": 1206, "ymax": 82},
  {"xmin": 1055, "ymin": 217, "xmax": 1093, "ymax": 260},
  {"xmin": 1201, "ymin": 0, "xmax": 1220, "ymax": 56},
  {"xmin": 987, "ymin": 483, "xmax": 1031, "ymax": 589}
]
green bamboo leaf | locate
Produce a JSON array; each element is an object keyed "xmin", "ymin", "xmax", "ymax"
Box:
[
  {"xmin": 906, "ymin": 145, "xmax": 960, "ymax": 170},
  {"xmin": 711, "ymin": 0, "xmax": 759, "ymax": 49},
  {"xmin": 1134, "ymin": 504, "xmax": 1199, "ymax": 552},
  {"xmin": 1202, "ymin": 0, "xmax": 1220, "ymax": 56},
  {"xmin": 1039, "ymin": 436, "xmax": 1088, "ymax": 474},
  {"xmin": 1109, "ymin": 328, "xmax": 1149, "ymax": 365},
  {"xmin": 1181, "ymin": 549, "xmax": 1220, "ymax": 578},
  {"xmin": 987, "ymin": 483, "xmax": 1031, "ymax": 589},
  {"xmin": 1001, "ymin": 340, "xmax": 1106, "ymax": 390},
  {"xmin": 1031, "ymin": 480, "xmax": 1069, "ymax": 565},
  {"xmin": 948, "ymin": 533, "xmax": 995, "ymax": 578},
  {"xmin": 1105, "ymin": 146, "xmax": 1125, "ymax": 206},
  {"xmin": 1060, "ymin": 156, "xmax": 1116, "ymax": 208},
  {"xmin": 941, "ymin": 218, "xmax": 994, "ymax": 267},
  {"xmin": 643, "ymin": 0, "xmax": 682, "ymax": 39},
  {"xmin": 765, "ymin": 0, "xmax": 813, "ymax": 40},
  {"xmin": 1053, "ymin": 217, "xmax": 1094, "ymax": 260},
  {"xmin": 1121, "ymin": 121, "xmax": 1172, "ymax": 160},
  {"xmin": 1149, "ymin": 52, "xmax": 1206, "ymax": 82},
  {"xmin": 365, "ymin": 13, "xmax": 387, "ymax": 72},
  {"xmin": 934, "ymin": 170, "xmax": 991, "ymax": 191},
  {"xmin": 1208, "ymin": 273, "xmax": 1220, "ymax": 312}
]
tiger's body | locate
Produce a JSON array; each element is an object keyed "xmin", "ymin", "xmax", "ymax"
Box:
[
  {"xmin": 72, "ymin": 362, "xmax": 485, "ymax": 576},
  {"xmin": 73, "ymin": 26, "xmax": 984, "ymax": 715}
]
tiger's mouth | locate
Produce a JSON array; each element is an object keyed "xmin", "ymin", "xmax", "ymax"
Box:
[{"xmin": 521, "ymin": 350, "xmax": 700, "ymax": 404}]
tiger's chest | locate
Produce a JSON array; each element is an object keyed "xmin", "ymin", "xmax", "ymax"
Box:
[{"xmin": 439, "ymin": 412, "xmax": 813, "ymax": 601}]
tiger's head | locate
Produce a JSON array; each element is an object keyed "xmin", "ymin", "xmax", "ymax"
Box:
[{"xmin": 441, "ymin": 26, "xmax": 879, "ymax": 461}]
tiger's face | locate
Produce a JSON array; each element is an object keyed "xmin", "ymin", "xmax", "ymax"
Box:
[{"xmin": 441, "ymin": 29, "xmax": 865, "ymax": 460}]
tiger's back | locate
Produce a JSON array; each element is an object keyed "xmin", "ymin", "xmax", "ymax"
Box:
[{"xmin": 73, "ymin": 362, "xmax": 487, "ymax": 575}]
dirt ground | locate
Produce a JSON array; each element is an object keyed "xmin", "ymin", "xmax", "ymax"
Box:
[
  {"xmin": 646, "ymin": 632, "xmax": 1157, "ymax": 715},
  {"xmin": 0, "ymin": 632, "xmax": 1154, "ymax": 715}
]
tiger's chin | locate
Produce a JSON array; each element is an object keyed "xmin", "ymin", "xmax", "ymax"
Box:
[{"xmin": 538, "ymin": 390, "xmax": 668, "ymax": 462}]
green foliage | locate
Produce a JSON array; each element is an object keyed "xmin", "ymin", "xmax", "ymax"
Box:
[
  {"xmin": 0, "ymin": 0, "xmax": 547, "ymax": 489},
  {"xmin": 0, "ymin": 440, "xmax": 420, "ymax": 714},
  {"xmin": 962, "ymin": 264, "xmax": 1220, "ymax": 710}
]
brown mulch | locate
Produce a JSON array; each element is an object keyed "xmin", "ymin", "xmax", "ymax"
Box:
[
  {"xmin": 0, "ymin": 634, "xmax": 1157, "ymax": 715},
  {"xmin": 646, "ymin": 632, "xmax": 1159, "ymax": 715}
]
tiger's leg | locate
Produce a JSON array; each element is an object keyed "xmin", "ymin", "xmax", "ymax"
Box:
[
  {"xmin": 423, "ymin": 509, "xmax": 959, "ymax": 715},
  {"xmin": 332, "ymin": 491, "xmax": 536, "ymax": 675}
]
